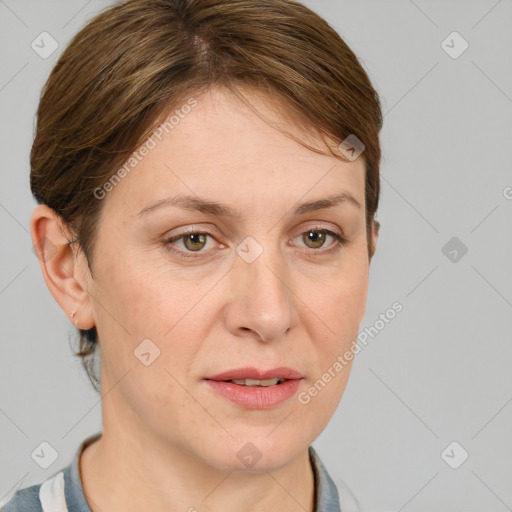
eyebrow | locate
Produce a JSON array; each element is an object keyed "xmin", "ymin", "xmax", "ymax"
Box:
[{"xmin": 137, "ymin": 192, "xmax": 362, "ymax": 219}]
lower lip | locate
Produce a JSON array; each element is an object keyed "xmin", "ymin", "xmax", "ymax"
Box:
[{"xmin": 204, "ymin": 379, "xmax": 303, "ymax": 409}]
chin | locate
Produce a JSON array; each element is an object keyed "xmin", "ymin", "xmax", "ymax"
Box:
[{"xmin": 199, "ymin": 432, "xmax": 310, "ymax": 473}]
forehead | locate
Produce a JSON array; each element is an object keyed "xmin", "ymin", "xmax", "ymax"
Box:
[{"xmin": 101, "ymin": 87, "xmax": 366, "ymax": 218}]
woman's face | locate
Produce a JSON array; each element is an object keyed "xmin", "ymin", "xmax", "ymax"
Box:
[{"xmin": 84, "ymin": 87, "xmax": 371, "ymax": 471}]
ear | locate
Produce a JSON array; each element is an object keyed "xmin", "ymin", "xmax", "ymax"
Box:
[
  {"xmin": 369, "ymin": 218, "xmax": 379, "ymax": 261},
  {"xmin": 30, "ymin": 204, "xmax": 95, "ymax": 330}
]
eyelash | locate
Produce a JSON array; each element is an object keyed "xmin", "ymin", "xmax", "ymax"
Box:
[{"xmin": 163, "ymin": 226, "xmax": 347, "ymax": 260}]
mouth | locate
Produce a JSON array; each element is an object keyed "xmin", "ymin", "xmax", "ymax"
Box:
[
  {"xmin": 203, "ymin": 367, "xmax": 304, "ymax": 409},
  {"xmin": 222, "ymin": 377, "xmax": 287, "ymax": 387},
  {"xmin": 204, "ymin": 366, "xmax": 303, "ymax": 382}
]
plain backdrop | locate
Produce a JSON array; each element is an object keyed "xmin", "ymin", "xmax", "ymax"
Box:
[{"xmin": 0, "ymin": 1, "xmax": 511, "ymax": 511}]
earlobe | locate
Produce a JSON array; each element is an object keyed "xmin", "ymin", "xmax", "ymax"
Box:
[{"xmin": 30, "ymin": 204, "xmax": 95, "ymax": 330}]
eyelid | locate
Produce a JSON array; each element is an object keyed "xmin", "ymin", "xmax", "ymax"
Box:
[{"xmin": 295, "ymin": 222, "xmax": 345, "ymax": 240}]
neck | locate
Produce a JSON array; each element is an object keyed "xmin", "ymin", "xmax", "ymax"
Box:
[{"xmin": 80, "ymin": 426, "xmax": 316, "ymax": 512}]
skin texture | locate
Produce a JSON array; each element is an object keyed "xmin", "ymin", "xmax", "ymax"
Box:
[{"xmin": 31, "ymin": 87, "xmax": 377, "ymax": 512}]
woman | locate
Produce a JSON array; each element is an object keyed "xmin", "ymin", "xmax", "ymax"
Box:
[{"xmin": 3, "ymin": 0, "xmax": 382, "ymax": 510}]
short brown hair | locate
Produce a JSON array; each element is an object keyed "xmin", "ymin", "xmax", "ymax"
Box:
[{"xmin": 31, "ymin": 0, "xmax": 383, "ymax": 392}]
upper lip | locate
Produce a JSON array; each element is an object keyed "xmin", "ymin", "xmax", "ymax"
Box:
[{"xmin": 205, "ymin": 367, "xmax": 303, "ymax": 381}]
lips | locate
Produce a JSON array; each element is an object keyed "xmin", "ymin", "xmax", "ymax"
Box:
[
  {"xmin": 203, "ymin": 367, "xmax": 304, "ymax": 409},
  {"xmin": 203, "ymin": 367, "xmax": 304, "ymax": 408},
  {"xmin": 204, "ymin": 366, "xmax": 303, "ymax": 382}
]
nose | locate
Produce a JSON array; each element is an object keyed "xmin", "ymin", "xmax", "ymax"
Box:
[{"xmin": 224, "ymin": 242, "xmax": 297, "ymax": 342}]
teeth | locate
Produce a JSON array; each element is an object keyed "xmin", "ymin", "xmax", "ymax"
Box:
[{"xmin": 230, "ymin": 378, "xmax": 284, "ymax": 387}]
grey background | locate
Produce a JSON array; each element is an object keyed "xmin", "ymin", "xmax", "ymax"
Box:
[{"xmin": 0, "ymin": 1, "xmax": 511, "ymax": 511}]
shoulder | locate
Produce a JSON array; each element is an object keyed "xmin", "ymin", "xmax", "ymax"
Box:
[
  {"xmin": 309, "ymin": 445, "xmax": 361, "ymax": 512},
  {"xmin": 1, "ymin": 432, "xmax": 100, "ymax": 512},
  {"xmin": 1, "ymin": 470, "xmax": 68, "ymax": 512},
  {"xmin": 0, "ymin": 432, "xmax": 102, "ymax": 512},
  {"xmin": 1, "ymin": 483, "xmax": 43, "ymax": 512}
]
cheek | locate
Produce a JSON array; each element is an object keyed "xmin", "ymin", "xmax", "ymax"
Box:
[
  {"xmin": 308, "ymin": 259, "xmax": 369, "ymax": 341},
  {"xmin": 299, "ymin": 254, "xmax": 368, "ymax": 413},
  {"xmin": 297, "ymin": 269, "xmax": 368, "ymax": 432},
  {"xmin": 94, "ymin": 254, "xmax": 216, "ymax": 386},
  {"xmin": 97, "ymin": 252, "xmax": 180, "ymax": 334}
]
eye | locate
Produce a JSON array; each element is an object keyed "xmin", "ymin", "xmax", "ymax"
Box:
[
  {"xmin": 164, "ymin": 230, "xmax": 219, "ymax": 257},
  {"xmin": 294, "ymin": 228, "xmax": 346, "ymax": 252},
  {"xmin": 163, "ymin": 226, "xmax": 346, "ymax": 260}
]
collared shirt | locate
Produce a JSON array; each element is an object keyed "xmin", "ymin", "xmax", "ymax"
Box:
[{"xmin": 2, "ymin": 432, "xmax": 355, "ymax": 512}]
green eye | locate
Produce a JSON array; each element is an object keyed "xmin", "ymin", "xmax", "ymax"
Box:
[
  {"xmin": 181, "ymin": 233, "xmax": 208, "ymax": 251},
  {"xmin": 298, "ymin": 229, "xmax": 346, "ymax": 251},
  {"xmin": 302, "ymin": 230, "xmax": 327, "ymax": 249},
  {"xmin": 164, "ymin": 227, "xmax": 346, "ymax": 260},
  {"xmin": 164, "ymin": 231, "xmax": 216, "ymax": 258}
]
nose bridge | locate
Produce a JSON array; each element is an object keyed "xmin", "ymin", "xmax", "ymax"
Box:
[{"xmin": 227, "ymin": 233, "xmax": 296, "ymax": 341}]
